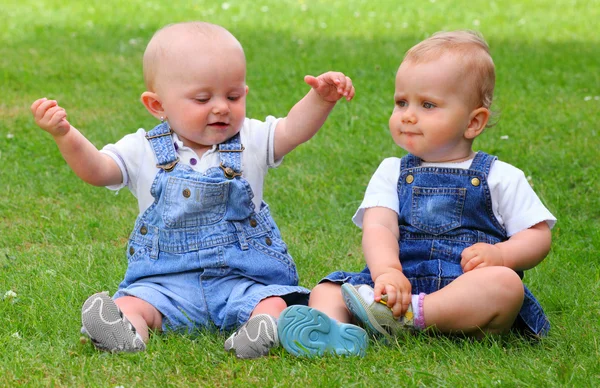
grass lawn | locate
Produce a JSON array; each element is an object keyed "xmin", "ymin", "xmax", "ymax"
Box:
[{"xmin": 1, "ymin": 0, "xmax": 599, "ymax": 386}]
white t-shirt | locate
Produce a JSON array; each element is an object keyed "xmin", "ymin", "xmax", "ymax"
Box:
[
  {"xmin": 353, "ymin": 156, "xmax": 556, "ymax": 237},
  {"xmin": 100, "ymin": 116, "xmax": 282, "ymax": 213}
]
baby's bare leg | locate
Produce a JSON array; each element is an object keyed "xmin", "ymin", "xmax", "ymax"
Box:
[
  {"xmin": 116, "ymin": 296, "xmax": 163, "ymax": 341},
  {"xmin": 309, "ymin": 282, "xmax": 352, "ymax": 323},
  {"xmin": 250, "ymin": 296, "xmax": 288, "ymax": 318},
  {"xmin": 423, "ymin": 266, "xmax": 524, "ymax": 336}
]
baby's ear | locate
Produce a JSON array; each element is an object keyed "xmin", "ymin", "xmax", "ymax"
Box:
[
  {"xmin": 464, "ymin": 107, "xmax": 490, "ymax": 139},
  {"xmin": 140, "ymin": 91, "xmax": 164, "ymax": 120}
]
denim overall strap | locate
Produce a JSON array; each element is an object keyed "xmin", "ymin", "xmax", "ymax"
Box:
[
  {"xmin": 467, "ymin": 151, "xmax": 496, "ymax": 175},
  {"xmin": 467, "ymin": 154, "xmax": 518, "ymax": 270},
  {"xmin": 218, "ymin": 133, "xmax": 244, "ymax": 179},
  {"xmin": 400, "ymin": 153, "xmax": 422, "ymax": 170},
  {"xmin": 146, "ymin": 122, "xmax": 180, "ymax": 171}
]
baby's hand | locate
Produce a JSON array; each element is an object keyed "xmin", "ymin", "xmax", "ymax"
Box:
[
  {"xmin": 373, "ymin": 269, "xmax": 412, "ymax": 318},
  {"xmin": 304, "ymin": 72, "xmax": 355, "ymax": 102},
  {"xmin": 461, "ymin": 242, "xmax": 504, "ymax": 272},
  {"xmin": 31, "ymin": 98, "xmax": 71, "ymax": 136}
]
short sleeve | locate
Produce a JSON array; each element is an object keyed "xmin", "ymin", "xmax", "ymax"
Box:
[
  {"xmin": 243, "ymin": 116, "xmax": 282, "ymax": 169},
  {"xmin": 352, "ymin": 158, "xmax": 402, "ymax": 229},
  {"xmin": 489, "ymin": 161, "xmax": 557, "ymax": 236},
  {"xmin": 99, "ymin": 128, "xmax": 150, "ymax": 196}
]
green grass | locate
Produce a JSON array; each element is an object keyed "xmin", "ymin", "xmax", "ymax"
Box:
[{"xmin": 1, "ymin": 0, "xmax": 599, "ymax": 386}]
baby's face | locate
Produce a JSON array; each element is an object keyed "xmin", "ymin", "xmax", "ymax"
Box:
[
  {"xmin": 388, "ymin": 54, "xmax": 478, "ymax": 162},
  {"xmin": 154, "ymin": 41, "xmax": 248, "ymax": 153}
]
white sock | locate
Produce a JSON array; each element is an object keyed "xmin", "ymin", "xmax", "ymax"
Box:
[
  {"xmin": 411, "ymin": 294, "xmax": 421, "ymax": 321},
  {"xmin": 357, "ymin": 285, "xmax": 375, "ymax": 304}
]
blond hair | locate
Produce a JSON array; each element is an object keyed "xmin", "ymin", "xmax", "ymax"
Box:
[{"xmin": 404, "ymin": 30, "xmax": 495, "ymax": 111}]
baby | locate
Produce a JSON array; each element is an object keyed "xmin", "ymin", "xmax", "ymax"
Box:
[
  {"xmin": 31, "ymin": 21, "xmax": 355, "ymax": 359},
  {"xmin": 277, "ymin": 31, "xmax": 556, "ymax": 356}
]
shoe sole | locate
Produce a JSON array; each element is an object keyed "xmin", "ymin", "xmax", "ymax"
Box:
[
  {"xmin": 224, "ymin": 314, "xmax": 278, "ymax": 359},
  {"xmin": 278, "ymin": 305, "xmax": 367, "ymax": 357},
  {"xmin": 341, "ymin": 283, "xmax": 390, "ymax": 338},
  {"xmin": 81, "ymin": 292, "xmax": 145, "ymax": 352}
]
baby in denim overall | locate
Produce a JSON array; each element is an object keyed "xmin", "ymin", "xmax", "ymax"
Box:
[
  {"xmin": 277, "ymin": 30, "xmax": 556, "ymax": 356},
  {"xmin": 31, "ymin": 21, "xmax": 356, "ymax": 358}
]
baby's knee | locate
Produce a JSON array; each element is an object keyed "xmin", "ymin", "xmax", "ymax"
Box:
[
  {"xmin": 254, "ymin": 296, "xmax": 288, "ymax": 315},
  {"xmin": 478, "ymin": 267, "xmax": 525, "ymax": 334},
  {"xmin": 309, "ymin": 282, "xmax": 342, "ymax": 304},
  {"xmin": 488, "ymin": 267, "xmax": 525, "ymax": 305}
]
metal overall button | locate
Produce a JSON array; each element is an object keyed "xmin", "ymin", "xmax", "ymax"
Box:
[
  {"xmin": 406, "ymin": 174, "xmax": 414, "ymax": 184},
  {"xmin": 471, "ymin": 178, "xmax": 481, "ymax": 187},
  {"xmin": 182, "ymin": 188, "xmax": 191, "ymax": 198},
  {"xmin": 220, "ymin": 162, "xmax": 242, "ymax": 179}
]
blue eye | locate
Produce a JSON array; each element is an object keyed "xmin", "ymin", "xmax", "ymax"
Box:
[
  {"xmin": 228, "ymin": 96, "xmax": 240, "ymax": 101},
  {"xmin": 195, "ymin": 98, "xmax": 210, "ymax": 103},
  {"xmin": 423, "ymin": 102, "xmax": 435, "ymax": 109},
  {"xmin": 396, "ymin": 100, "xmax": 407, "ymax": 107}
]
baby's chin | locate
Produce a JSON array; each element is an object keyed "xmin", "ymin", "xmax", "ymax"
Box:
[{"xmin": 204, "ymin": 127, "xmax": 243, "ymax": 145}]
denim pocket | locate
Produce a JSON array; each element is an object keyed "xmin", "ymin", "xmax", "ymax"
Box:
[
  {"xmin": 163, "ymin": 177, "xmax": 228, "ymax": 227},
  {"xmin": 250, "ymin": 236, "xmax": 291, "ymax": 265},
  {"xmin": 127, "ymin": 241, "xmax": 149, "ymax": 263},
  {"xmin": 411, "ymin": 186, "xmax": 466, "ymax": 235},
  {"xmin": 249, "ymin": 236, "xmax": 297, "ymax": 283}
]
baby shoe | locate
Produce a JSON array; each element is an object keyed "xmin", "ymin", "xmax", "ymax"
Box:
[
  {"xmin": 278, "ymin": 305, "xmax": 367, "ymax": 357},
  {"xmin": 81, "ymin": 292, "xmax": 146, "ymax": 352},
  {"xmin": 341, "ymin": 283, "xmax": 414, "ymax": 338},
  {"xmin": 224, "ymin": 314, "xmax": 279, "ymax": 359}
]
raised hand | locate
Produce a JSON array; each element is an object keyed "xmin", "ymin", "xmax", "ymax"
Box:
[
  {"xmin": 304, "ymin": 71, "xmax": 355, "ymax": 102},
  {"xmin": 31, "ymin": 98, "xmax": 71, "ymax": 136}
]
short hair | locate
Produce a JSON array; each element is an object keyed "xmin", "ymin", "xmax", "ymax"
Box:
[
  {"xmin": 403, "ymin": 30, "xmax": 495, "ymax": 111},
  {"xmin": 142, "ymin": 21, "xmax": 245, "ymax": 91}
]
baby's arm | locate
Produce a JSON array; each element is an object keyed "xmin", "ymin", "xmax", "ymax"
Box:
[
  {"xmin": 461, "ymin": 221, "xmax": 552, "ymax": 272},
  {"xmin": 31, "ymin": 98, "xmax": 122, "ymax": 187},
  {"xmin": 273, "ymin": 72, "xmax": 354, "ymax": 160},
  {"xmin": 362, "ymin": 206, "xmax": 413, "ymax": 318}
]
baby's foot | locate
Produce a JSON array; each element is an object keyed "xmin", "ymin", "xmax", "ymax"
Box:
[
  {"xmin": 278, "ymin": 305, "xmax": 367, "ymax": 357},
  {"xmin": 81, "ymin": 292, "xmax": 146, "ymax": 352},
  {"xmin": 341, "ymin": 284, "xmax": 414, "ymax": 338},
  {"xmin": 224, "ymin": 314, "xmax": 279, "ymax": 359}
]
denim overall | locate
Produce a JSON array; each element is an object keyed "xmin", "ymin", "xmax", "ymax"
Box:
[
  {"xmin": 113, "ymin": 122, "xmax": 309, "ymax": 332},
  {"xmin": 323, "ymin": 152, "xmax": 549, "ymax": 336}
]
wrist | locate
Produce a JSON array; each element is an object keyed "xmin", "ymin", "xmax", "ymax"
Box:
[
  {"xmin": 370, "ymin": 265, "xmax": 403, "ymax": 282},
  {"xmin": 51, "ymin": 125, "xmax": 72, "ymax": 139},
  {"xmin": 309, "ymin": 89, "xmax": 338, "ymax": 105},
  {"xmin": 493, "ymin": 243, "xmax": 508, "ymax": 268}
]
